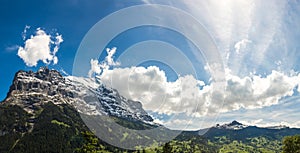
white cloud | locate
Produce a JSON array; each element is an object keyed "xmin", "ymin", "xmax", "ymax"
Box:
[
  {"xmin": 17, "ymin": 27, "xmax": 63, "ymax": 67},
  {"xmin": 234, "ymin": 39, "xmax": 251, "ymax": 54},
  {"xmin": 88, "ymin": 59, "xmax": 102, "ymax": 77},
  {"xmin": 88, "ymin": 47, "xmax": 120, "ymax": 77},
  {"xmin": 22, "ymin": 25, "xmax": 30, "ymax": 40},
  {"xmin": 222, "ymin": 69, "xmax": 300, "ymax": 111},
  {"xmin": 143, "ymin": 0, "xmax": 286, "ymax": 75},
  {"xmin": 105, "ymin": 47, "xmax": 119, "ymax": 66},
  {"xmin": 91, "ymin": 48, "xmax": 300, "ymax": 118},
  {"xmin": 5, "ymin": 45, "xmax": 19, "ymax": 52},
  {"xmin": 100, "ymin": 66, "xmax": 206, "ymax": 116},
  {"xmin": 135, "ymin": 0, "xmax": 300, "ymax": 129},
  {"xmin": 109, "ymin": 68, "xmax": 298, "ymax": 115},
  {"xmin": 59, "ymin": 68, "xmax": 70, "ymax": 76},
  {"xmin": 53, "ymin": 34, "xmax": 63, "ymax": 56}
]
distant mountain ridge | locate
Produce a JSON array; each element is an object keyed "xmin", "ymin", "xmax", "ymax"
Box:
[
  {"xmin": 215, "ymin": 120, "xmax": 293, "ymax": 130},
  {"xmin": 215, "ymin": 120, "xmax": 249, "ymax": 130},
  {"xmin": 203, "ymin": 120, "xmax": 300, "ymax": 140}
]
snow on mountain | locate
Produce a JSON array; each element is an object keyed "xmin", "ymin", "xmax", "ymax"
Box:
[
  {"xmin": 265, "ymin": 125, "xmax": 289, "ymax": 130},
  {"xmin": 215, "ymin": 120, "xmax": 249, "ymax": 130},
  {"xmin": 4, "ymin": 67, "xmax": 153, "ymax": 123},
  {"xmin": 213, "ymin": 120, "xmax": 292, "ymax": 130}
]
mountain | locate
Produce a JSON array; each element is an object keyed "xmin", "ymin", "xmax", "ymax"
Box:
[
  {"xmin": 203, "ymin": 120, "xmax": 300, "ymax": 140},
  {"xmin": 199, "ymin": 121, "xmax": 300, "ymax": 152},
  {"xmin": 4, "ymin": 67, "xmax": 153, "ymax": 123},
  {"xmin": 214, "ymin": 120, "xmax": 248, "ymax": 130},
  {"xmin": 157, "ymin": 120, "xmax": 300, "ymax": 152},
  {"xmin": 0, "ymin": 67, "xmax": 159, "ymax": 152}
]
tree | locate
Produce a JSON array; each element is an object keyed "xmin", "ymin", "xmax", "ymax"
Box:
[
  {"xmin": 74, "ymin": 131, "xmax": 107, "ymax": 153},
  {"xmin": 282, "ymin": 135, "xmax": 300, "ymax": 153},
  {"xmin": 163, "ymin": 142, "xmax": 172, "ymax": 153}
]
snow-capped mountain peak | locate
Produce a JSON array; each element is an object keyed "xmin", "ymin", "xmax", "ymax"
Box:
[
  {"xmin": 215, "ymin": 120, "xmax": 248, "ymax": 130},
  {"xmin": 4, "ymin": 67, "xmax": 153, "ymax": 123}
]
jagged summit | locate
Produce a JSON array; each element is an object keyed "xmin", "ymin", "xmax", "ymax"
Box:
[
  {"xmin": 0, "ymin": 67, "xmax": 158, "ymax": 152},
  {"xmin": 4, "ymin": 67, "xmax": 70, "ymax": 113},
  {"xmin": 228, "ymin": 120, "xmax": 243, "ymax": 126},
  {"xmin": 3, "ymin": 67, "xmax": 153, "ymax": 123},
  {"xmin": 216, "ymin": 120, "xmax": 248, "ymax": 130}
]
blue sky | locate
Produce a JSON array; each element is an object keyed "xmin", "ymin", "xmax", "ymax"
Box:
[{"xmin": 1, "ymin": 0, "xmax": 300, "ymax": 130}]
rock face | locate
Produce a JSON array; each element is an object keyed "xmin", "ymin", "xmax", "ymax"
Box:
[
  {"xmin": 0, "ymin": 67, "xmax": 156, "ymax": 152},
  {"xmin": 3, "ymin": 67, "xmax": 153, "ymax": 122}
]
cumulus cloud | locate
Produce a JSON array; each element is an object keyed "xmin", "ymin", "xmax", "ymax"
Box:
[
  {"xmin": 54, "ymin": 34, "xmax": 63, "ymax": 54},
  {"xmin": 223, "ymin": 69, "xmax": 300, "ymax": 110},
  {"xmin": 17, "ymin": 27, "xmax": 63, "ymax": 67},
  {"xmin": 135, "ymin": 0, "xmax": 299, "ymax": 129},
  {"xmin": 102, "ymin": 67, "xmax": 299, "ymax": 116},
  {"xmin": 92, "ymin": 48, "xmax": 300, "ymax": 117},
  {"xmin": 100, "ymin": 66, "xmax": 203, "ymax": 115},
  {"xmin": 88, "ymin": 47, "xmax": 120, "ymax": 77},
  {"xmin": 88, "ymin": 59, "xmax": 102, "ymax": 77}
]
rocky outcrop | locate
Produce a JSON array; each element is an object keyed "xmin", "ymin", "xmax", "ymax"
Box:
[{"xmin": 3, "ymin": 67, "xmax": 153, "ymax": 123}]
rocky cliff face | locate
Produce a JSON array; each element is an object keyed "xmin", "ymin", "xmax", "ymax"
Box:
[
  {"xmin": 3, "ymin": 67, "xmax": 153, "ymax": 122},
  {"xmin": 0, "ymin": 67, "xmax": 156, "ymax": 152}
]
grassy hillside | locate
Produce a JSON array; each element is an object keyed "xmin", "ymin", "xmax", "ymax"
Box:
[{"xmin": 1, "ymin": 101, "xmax": 300, "ymax": 152}]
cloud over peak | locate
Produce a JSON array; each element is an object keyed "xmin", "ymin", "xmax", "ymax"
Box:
[
  {"xmin": 90, "ymin": 48, "xmax": 300, "ymax": 118},
  {"xmin": 88, "ymin": 47, "xmax": 120, "ymax": 77},
  {"xmin": 17, "ymin": 27, "xmax": 63, "ymax": 67}
]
